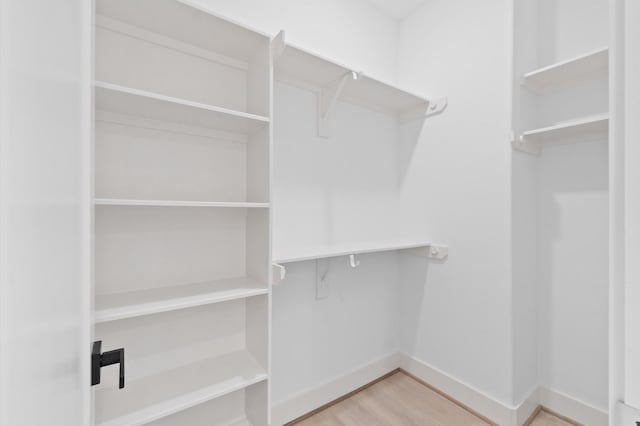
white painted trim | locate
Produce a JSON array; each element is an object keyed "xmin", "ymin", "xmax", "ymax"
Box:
[
  {"xmin": 515, "ymin": 388, "xmax": 540, "ymax": 425},
  {"xmin": 271, "ymin": 352, "xmax": 401, "ymax": 426},
  {"xmin": 398, "ymin": 353, "xmax": 517, "ymax": 425},
  {"xmin": 538, "ymin": 387, "xmax": 608, "ymax": 426},
  {"xmin": 271, "ymin": 353, "xmax": 609, "ymax": 426}
]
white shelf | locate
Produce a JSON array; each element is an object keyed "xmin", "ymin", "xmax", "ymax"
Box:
[
  {"xmin": 275, "ymin": 43, "xmax": 431, "ymax": 114},
  {"xmin": 95, "ymin": 199, "xmax": 269, "ymax": 208},
  {"xmin": 520, "ymin": 114, "xmax": 609, "ymax": 144},
  {"xmin": 95, "ymin": 81, "xmax": 269, "ymax": 135},
  {"xmin": 523, "ymin": 47, "xmax": 608, "ymax": 91},
  {"xmin": 95, "ymin": 350, "xmax": 267, "ymax": 426},
  {"xmin": 274, "ymin": 240, "xmax": 433, "ymax": 264},
  {"xmin": 96, "ymin": 0, "xmax": 269, "ymax": 63},
  {"xmin": 95, "ymin": 278, "xmax": 268, "ymax": 323}
]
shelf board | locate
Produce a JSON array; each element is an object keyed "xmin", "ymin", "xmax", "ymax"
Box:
[
  {"xmin": 96, "ymin": 0, "xmax": 269, "ymax": 63},
  {"xmin": 520, "ymin": 114, "xmax": 609, "ymax": 145},
  {"xmin": 275, "ymin": 43, "xmax": 430, "ymax": 114},
  {"xmin": 95, "ymin": 277, "xmax": 268, "ymax": 323},
  {"xmin": 95, "ymin": 199, "xmax": 269, "ymax": 208},
  {"xmin": 95, "ymin": 350, "xmax": 267, "ymax": 426},
  {"xmin": 95, "ymin": 81, "xmax": 269, "ymax": 135},
  {"xmin": 274, "ymin": 240, "xmax": 432, "ymax": 264},
  {"xmin": 523, "ymin": 47, "xmax": 608, "ymax": 90}
]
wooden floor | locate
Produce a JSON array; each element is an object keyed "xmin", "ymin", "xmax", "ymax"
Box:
[{"xmin": 292, "ymin": 372, "xmax": 577, "ymax": 426}]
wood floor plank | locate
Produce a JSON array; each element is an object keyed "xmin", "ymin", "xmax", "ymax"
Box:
[
  {"xmin": 292, "ymin": 372, "xmax": 580, "ymax": 426},
  {"xmin": 294, "ymin": 372, "xmax": 490, "ymax": 426}
]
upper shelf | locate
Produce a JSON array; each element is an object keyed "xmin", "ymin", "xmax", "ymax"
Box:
[
  {"xmin": 274, "ymin": 37, "xmax": 437, "ymax": 116},
  {"xmin": 96, "ymin": 0, "xmax": 269, "ymax": 63},
  {"xmin": 95, "ymin": 81, "xmax": 269, "ymax": 135},
  {"xmin": 523, "ymin": 47, "xmax": 609, "ymax": 91},
  {"xmin": 273, "ymin": 240, "xmax": 434, "ymax": 264}
]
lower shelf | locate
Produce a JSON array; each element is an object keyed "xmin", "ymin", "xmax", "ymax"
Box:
[
  {"xmin": 95, "ymin": 350, "xmax": 267, "ymax": 426},
  {"xmin": 514, "ymin": 114, "xmax": 609, "ymax": 154},
  {"xmin": 95, "ymin": 277, "xmax": 268, "ymax": 323}
]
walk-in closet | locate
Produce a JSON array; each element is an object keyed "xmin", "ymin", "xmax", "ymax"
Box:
[{"xmin": 0, "ymin": 0, "xmax": 637, "ymax": 425}]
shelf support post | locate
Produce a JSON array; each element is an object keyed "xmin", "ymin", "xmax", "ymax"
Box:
[
  {"xmin": 318, "ymin": 71, "xmax": 360, "ymax": 138},
  {"xmin": 271, "ymin": 30, "xmax": 286, "ymax": 61}
]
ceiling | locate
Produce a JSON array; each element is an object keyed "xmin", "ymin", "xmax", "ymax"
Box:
[{"xmin": 365, "ymin": 0, "xmax": 429, "ymax": 19}]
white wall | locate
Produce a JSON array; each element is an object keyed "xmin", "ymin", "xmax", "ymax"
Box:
[
  {"xmin": 536, "ymin": 141, "xmax": 609, "ymax": 411},
  {"xmin": 396, "ymin": 0, "xmax": 515, "ymax": 405},
  {"xmin": 186, "ymin": 0, "xmax": 399, "ymax": 83}
]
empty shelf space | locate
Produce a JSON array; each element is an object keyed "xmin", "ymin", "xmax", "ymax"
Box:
[
  {"xmin": 96, "ymin": 0, "xmax": 269, "ymax": 63},
  {"xmin": 95, "ymin": 350, "xmax": 267, "ymax": 426},
  {"xmin": 95, "ymin": 277, "xmax": 268, "ymax": 323},
  {"xmin": 520, "ymin": 114, "xmax": 609, "ymax": 144},
  {"xmin": 523, "ymin": 47, "xmax": 608, "ymax": 90},
  {"xmin": 274, "ymin": 240, "xmax": 432, "ymax": 263},
  {"xmin": 95, "ymin": 82, "xmax": 269, "ymax": 135},
  {"xmin": 275, "ymin": 43, "xmax": 430, "ymax": 114},
  {"xmin": 95, "ymin": 199, "xmax": 269, "ymax": 208}
]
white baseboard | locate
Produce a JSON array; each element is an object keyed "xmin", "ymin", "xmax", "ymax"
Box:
[
  {"xmin": 271, "ymin": 352, "xmax": 608, "ymax": 426},
  {"xmin": 270, "ymin": 352, "xmax": 401, "ymax": 426},
  {"xmin": 538, "ymin": 387, "xmax": 608, "ymax": 426},
  {"xmin": 515, "ymin": 387, "xmax": 540, "ymax": 425},
  {"xmin": 398, "ymin": 352, "xmax": 519, "ymax": 425}
]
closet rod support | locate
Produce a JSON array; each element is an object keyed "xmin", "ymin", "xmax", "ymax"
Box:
[
  {"xmin": 403, "ymin": 244, "xmax": 449, "ymax": 260},
  {"xmin": 318, "ymin": 70, "xmax": 361, "ymax": 138},
  {"xmin": 272, "ymin": 263, "xmax": 287, "ymax": 285},
  {"xmin": 401, "ymin": 96, "xmax": 448, "ymax": 123}
]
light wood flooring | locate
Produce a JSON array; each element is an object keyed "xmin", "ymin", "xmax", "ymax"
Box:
[{"xmin": 291, "ymin": 371, "xmax": 578, "ymax": 426}]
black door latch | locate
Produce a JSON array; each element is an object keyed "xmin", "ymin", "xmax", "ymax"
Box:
[{"xmin": 91, "ymin": 341, "xmax": 125, "ymax": 389}]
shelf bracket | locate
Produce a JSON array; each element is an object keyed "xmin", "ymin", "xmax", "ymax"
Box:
[
  {"xmin": 271, "ymin": 30, "xmax": 286, "ymax": 61},
  {"xmin": 272, "ymin": 263, "xmax": 287, "ymax": 285},
  {"xmin": 318, "ymin": 71, "xmax": 360, "ymax": 138},
  {"xmin": 400, "ymin": 96, "xmax": 448, "ymax": 123},
  {"xmin": 403, "ymin": 244, "xmax": 449, "ymax": 260}
]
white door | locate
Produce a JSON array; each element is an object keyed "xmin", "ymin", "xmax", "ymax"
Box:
[{"xmin": 0, "ymin": 0, "xmax": 93, "ymax": 425}]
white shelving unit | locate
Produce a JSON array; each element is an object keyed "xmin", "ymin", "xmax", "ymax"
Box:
[
  {"xmin": 514, "ymin": 46, "xmax": 609, "ymax": 154},
  {"xmin": 93, "ymin": 1, "xmax": 272, "ymax": 425},
  {"xmin": 522, "ymin": 47, "xmax": 609, "ymax": 91}
]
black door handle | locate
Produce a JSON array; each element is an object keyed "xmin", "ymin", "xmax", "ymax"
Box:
[{"xmin": 91, "ymin": 341, "xmax": 125, "ymax": 389}]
